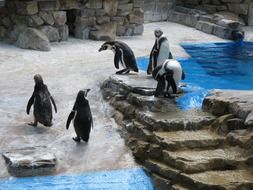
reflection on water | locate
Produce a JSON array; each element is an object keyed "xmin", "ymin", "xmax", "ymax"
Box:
[{"xmin": 137, "ymin": 42, "xmax": 253, "ymax": 110}]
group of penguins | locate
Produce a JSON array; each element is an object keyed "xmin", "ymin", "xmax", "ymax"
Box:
[{"xmin": 26, "ymin": 28, "xmax": 185, "ymax": 143}]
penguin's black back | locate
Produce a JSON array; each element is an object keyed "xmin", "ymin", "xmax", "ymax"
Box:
[
  {"xmin": 34, "ymin": 84, "xmax": 52, "ymax": 126},
  {"xmin": 73, "ymin": 93, "xmax": 92, "ymax": 141},
  {"xmin": 114, "ymin": 41, "xmax": 138, "ymax": 72}
]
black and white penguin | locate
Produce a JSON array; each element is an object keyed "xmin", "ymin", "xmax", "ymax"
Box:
[
  {"xmin": 147, "ymin": 29, "xmax": 173, "ymax": 75},
  {"xmin": 66, "ymin": 89, "xmax": 93, "ymax": 143},
  {"xmin": 152, "ymin": 59, "xmax": 185, "ymax": 97},
  {"xmin": 26, "ymin": 74, "xmax": 57, "ymax": 127},
  {"xmin": 98, "ymin": 41, "xmax": 139, "ymax": 74}
]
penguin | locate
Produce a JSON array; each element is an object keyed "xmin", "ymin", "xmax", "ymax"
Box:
[
  {"xmin": 147, "ymin": 29, "xmax": 173, "ymax": 75},
  {"xmin": 66, "ymin": 89, "xmax": 93, "ymax": 143},
  {"xmin": 26, "ymin": 74, "xmax": 57, "ymax": 127},
  {"xmin": 152, "ymin": 59, "xmax": 185, "ymax": 97},
  {"xmin": 98, "ymin": 41, "xmax": 139, "ymax": 74}
]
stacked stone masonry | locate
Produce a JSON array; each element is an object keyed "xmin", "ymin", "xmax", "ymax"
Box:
[
  {"xmin": 0, "ymin": 0, "xmax": 144, "ymax": 50},
  {"xmin": 168, "ymin": 0, "xmax": 253, "ymax": 39},
  {"xmin": 101, "ymin": 74, "xmax": 253, "ymax": 190}
]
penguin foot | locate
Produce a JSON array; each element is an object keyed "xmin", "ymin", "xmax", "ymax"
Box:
[
  {"xmin": 72, "ymin": 137, "xmax": 81, "ymax": 143},
  {"xmin": 28, "ymin": 122, "xmax": 37, "ymax": 127}
]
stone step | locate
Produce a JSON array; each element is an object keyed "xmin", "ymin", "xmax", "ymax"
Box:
[
  {"xmin": 186, "ymin": 169, "xmax": 253, "ymax": 190},
  {"xmin": 153, "ymin": 129, "xmax": 225, "ymax": 151},
  {"xmin": 135, "ymin": 110, "xmax": 215, "ymax": 132},
  {"xmin": 163, "ymin": 147, "xmax": 250, "ymax": 174},
  {"xmin": 145, "ymin": 159, "xmax": 253, "ymax": 190}
]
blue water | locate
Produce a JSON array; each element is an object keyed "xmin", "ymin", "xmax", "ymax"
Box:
[
  {"xmin": 137, "ymin": 42, "xmax": 253, "ymax": 110},
  {"xmin": 0, "ymin": 167, "xmax": 154, "ymax": 190}
]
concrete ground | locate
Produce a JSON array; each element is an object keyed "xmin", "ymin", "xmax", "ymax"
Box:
[{"xmin": 0, "ymin": 21, "xmax": 235, "ymax": 179}]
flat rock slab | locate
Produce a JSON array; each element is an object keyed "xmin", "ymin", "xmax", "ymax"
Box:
[
  {"xmin": 154, "ymin": 129, "xmax": 225, "ymax": 151},
  {"xmin": 2, "ymin": 147, "xmax": 57, "ymax": 177},
  {"xmin": 187, "ymin": 169, "xmax": 253, "ymax": 189},
  {"xmin": 136, "ymin": 110, "xmax": 215, "ymax": 131},
  {"xmin": 164, "ymin": 147, "xmax": 249, "ymax": 173},
  {"xmin": 203, "ymin": 90, "xmax": 253, "ymax": 127}
]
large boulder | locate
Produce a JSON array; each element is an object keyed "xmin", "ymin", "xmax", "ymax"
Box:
[{"xmin": 16, "ymin": 28, "xmax": 50, "ymax": 51}]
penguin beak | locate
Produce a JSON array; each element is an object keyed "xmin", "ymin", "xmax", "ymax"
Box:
[{"xmin": 98, "ymin": 47, "xmax": 103, "ymax": 52}]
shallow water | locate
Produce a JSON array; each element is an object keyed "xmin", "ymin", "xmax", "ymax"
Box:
[{"xmin": 137, "ymin": 42, "xmax": 253, "ymax": 110}]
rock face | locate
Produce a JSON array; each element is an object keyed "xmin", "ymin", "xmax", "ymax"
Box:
[
  {"xmin": 2, "ymin": 147, "xmax": 57, "ymax": 177},
  {"xmin": 101, "ymin": 74, "xmax": 253, "ymax": 190},
  {"xmin": 0, "ymin": 0, "xmax": 144, "ymax": 50},
  {"xmin": 16, "ymin": 28, "xmax": 51, "ymax": 51}
]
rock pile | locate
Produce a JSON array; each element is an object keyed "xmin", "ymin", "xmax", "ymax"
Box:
[
  {"xmin": 168, "ymin": 0, "xmax": 253, "ymax": 39},
  {"xmin": 0, "ymin": 0, "xmax": 144, "ymax": 51},
  {"xmin": 101, "ymin": 74, "xmax": 253, "ymax": 190}
]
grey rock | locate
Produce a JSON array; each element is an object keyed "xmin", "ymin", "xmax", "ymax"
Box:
[
  {"xmin": 40, "ymin": 25, "xmax": 60, "ymax": 42},
  {"xmin": 117, "ymin": 3, "xmax": 133, "ymax": 16},
  {"xmin": 128, "ymin": 8, "xmax": 144, "ymax": 24},
  {"xmin": 89, "ymin": 22, "xmax": 116, "ymax": 41},
  {"xmin": 86, "ymin": 0, "xmax": 103, "ymax": 9},
  {"xmin": 39, "ymin": 11, "xmax": 54, "ymax": 26},
  {"xmin": 15, "ymin": 1, "xmax": 38, "ymax": 16},
  {"xmin": 0, "ymin": 26, "xmax": 7, "ymax": 39},
  {"xmin": 16, "ymin": 28, "xmax": 50, "ymax": 51},
  {"xmin": 7, "ymin": 25, "xmax": 27, "ymax": 43},
  {"xmin": 52, "ymin": 11, "xmax": 66, "ymax": 26},
  {"xmin": 38, "ymin": 0, "xmax": 60, "ymax": 11},
  {"xmin": 2, "ymin": 147, "xmax": 56, "ymax": 177},
  {"xmin": 103, "ymin": 0, "xmax": 118, "ymax": 16},
  {"xmin": 228, "ymin": 3, "xmax": 249, "ymax": 15},
  {"xmin": 57, "ymin": 24, "xmax": 69, "ymax": 41},
  {"xmin": 59, "ymin": 0, "xmax": 79, "ymax": 10},
  {"xmin": 248, "ymin": 3, "xmax": 253, "ymax": 26}
]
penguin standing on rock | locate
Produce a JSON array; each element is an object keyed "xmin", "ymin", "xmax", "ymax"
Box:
[
  {"xmin": 26, "ymin": 74, "xmax": 57, "ymax": 127},
  {"xmin": 147, "ymin": 29, "xmax": 173, "ymax": 75},
  {"xmin": 66, "ymin": 89, "xmax": 93, "ymax": 143},
  {"xmin": 152, "ymin": 59, "xmax": 185, "ymax": 97},
  {"xmin": 98, "ymin": 41, "xmax": 139, "ymax": 74}
]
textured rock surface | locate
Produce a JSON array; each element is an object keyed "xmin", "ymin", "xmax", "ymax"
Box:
[
  {"xmin": 2, "ymin": 147, "xmax": 57, "ymax": 177},
  {"xmin": 101, "ymin": 73, "xmax": 253, "ymax": 189},
  {"xmin": 16, "ymin": 28, "xmax": 50, "ymax": 51},
  {"xmin": 203, "ymin": 90, "xmax": 253, "ymax": 127}
]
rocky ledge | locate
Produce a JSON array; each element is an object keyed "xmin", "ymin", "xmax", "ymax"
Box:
[
  {"xmin": 2, "ymin": 146, "xmax": 57, "ymax": 177},
  {"xmin": 101, "ymin": 73, "xmax": 253, "ymax": 190}
]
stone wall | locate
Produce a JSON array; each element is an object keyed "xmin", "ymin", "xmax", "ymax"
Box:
[
  {"xmin": 175, "ymin": 0, "xmax": 252, "ymax": 26},
  {"xmin": 0, "ymin": 0, "xmax": 144, "ymax": 50},
  {"xmin": 143, "ymin": 0, "xmax": 173, "ymax": 22},
  {"xmin": 166, "ymin": 0, "xmax": 252, "ymax": 39}
]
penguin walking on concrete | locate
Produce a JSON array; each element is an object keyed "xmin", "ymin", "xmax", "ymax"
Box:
[
  {"xmin": 147, "ymin": 29, "xmax": 173, "ymax": 75},
  {"xmin": 152, "ymin": 59, "xmax": 185, "ymax": 97},
  {"xmin": 26, "ymin": 74, "xmax": 57, "ymax": 127},
  {"xmin": 66, "ymin": 89, "xmax": 93, "ymax": 143},
  {"xmin": 98, "ymin": 41, "xmax": 139, "ymax": 74}
]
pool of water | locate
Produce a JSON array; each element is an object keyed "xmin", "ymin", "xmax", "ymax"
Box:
[
  {"xmin": 137, "ymin": 41, "xmax": 253, "ymax": 110},
  {"xmin": 0, "ymin": 167, "xmax": 154, "ymax": 190}
]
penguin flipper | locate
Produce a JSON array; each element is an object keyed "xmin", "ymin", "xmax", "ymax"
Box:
[
  {"xmin": 26, "ymin": 93, "xmax": 34, "ymax": 115},
  {"xmin": 169, "ymin": 51, "xmax": 173, "ymax": 59},
  {"xmin": 50, "ymin": 96, "xmax": 57, "ymax": 113},
  {"xmin": 66, "ymin": 110, "xmax": 75, "ymax": 130},
  {"xmin": 114, "ymin": 49, "xmax": 120, "ymax": 69}
]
